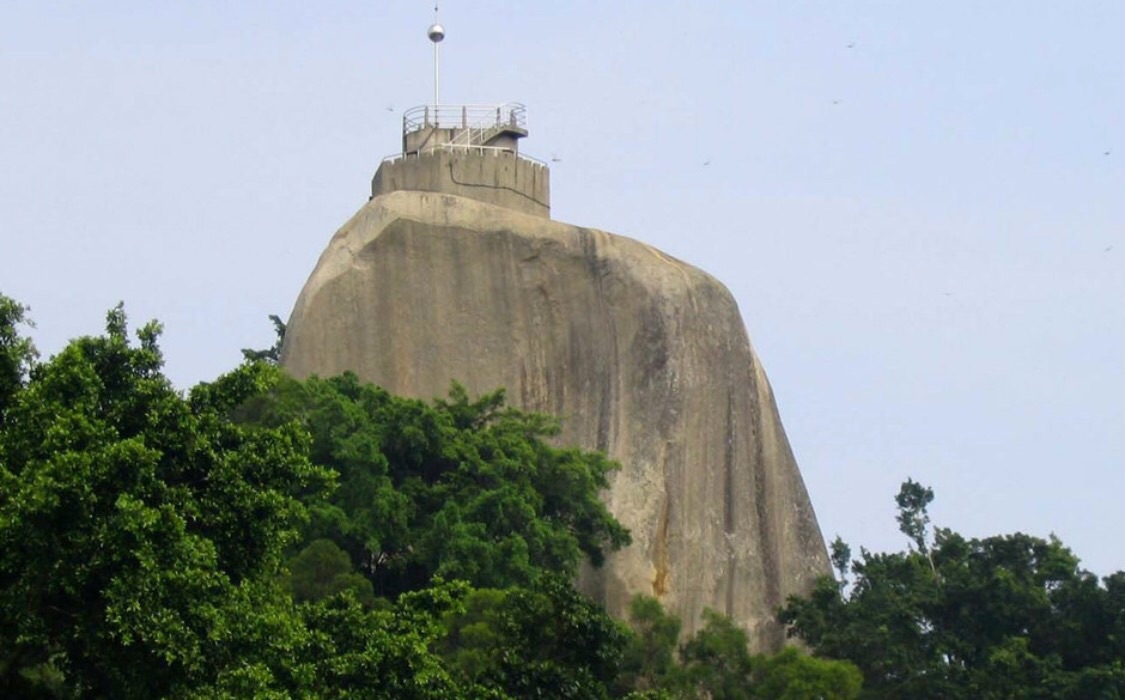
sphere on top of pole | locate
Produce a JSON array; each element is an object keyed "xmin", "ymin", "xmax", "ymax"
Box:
[{"xmin": 428, "ymin": 4, "xmax": 444, "ymax": 107}]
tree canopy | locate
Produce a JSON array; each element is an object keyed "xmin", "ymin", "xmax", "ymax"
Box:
[
  {"xmin": 0, "ymin": 295, "xmax": 36, "ymax": 426},
  {"xmin": 235, "ymin": 372, "xmax": 632, "ymax": 597},
  {"xmin": 0, "ymin": 300, "xmax": 466, "ymax": 698},
  {"xmin": 0, "ymin": 297, "xmax": 641, "ymax": 698},
  {"xmin": 10, "ymin": 295, "xmax": 1119, "ymax": 698},
  {"xmin": 781, "ymin": 481, "xmax": 1125, "ymax": 699}
]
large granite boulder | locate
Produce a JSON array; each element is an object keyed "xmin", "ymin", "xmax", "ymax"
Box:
[{"xmin": 280, "ymin": 189, "xmax": 830, "ymax": 650}]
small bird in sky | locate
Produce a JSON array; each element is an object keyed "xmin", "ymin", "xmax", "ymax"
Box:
[
  {"xmin": 1104, "ymin": 150, "xmax": 1112, "ymax": 156},
  {"xmin": 550, "ymin": 154, "xmax": 562, "ymax": 163},
  {"xmin": 702, "ymin": 160, "xmax": 710, "ymax": 166},
  {"xmin": 847, "ymin": 42, "xmax": 855, "ymax": 48},
  {"xmin": 1105, "ymin": 245, "xmax": 1114, "ymax": 253},
  {"xmin": 832, "ymin": 99, "xmax": 841, "ymax": 105},
  {"xmin": 385, "ymin": 105, "xmax": 395, "ymax": 112}
]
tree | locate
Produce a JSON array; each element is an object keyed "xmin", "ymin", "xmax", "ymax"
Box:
[
  {"xmin": 616, "ymin": 595, "xmax": 682, "ymax": 694},
  {"xmin": 1, "ymin": 296, "xmax": 881, "ymax": 697},
  {"xmin": 611, "ymin": 597, "xmax": 862, "ymax": 700},
  {"xmin": 438, "ymin": 587, "xmax": 510, "ymax": 685},
  {"xmin": 895, "ymin": 478, "xmax": 936, "ymax": 576},
  {"xmin": 0, "ymin": 302, "xmax": 477, "ymax": 698},
  {"xmin": 240, "ymin": 314, "xmax": 286, "ymax": 364},
  {"xmin": 829, "ymin": 536, "xmax": 852, "ymax": 586},
  {"xmin": 894, "ymin": 479, "xmax": 934, "ymax": 555},
  {"xmin": 677, "ymin": 609, "xmax": 755, "ymax": 700},
  {"xmin": 290, "ymin": 582, "xmax": 471, "ymax": 700},
  {"xmin": 750, "ymin": 647, "xmax": 862, "ymax": 700},
  {"xmin": 780, "ymin": 481, "xmax": 1125, "ymax": 699},
  {"xmin": 0, "ymin": 304, "xmax": 332, "ymax": 696},
  {"xmin": 236, "ymin": 374, "xmax": 631, "ymax": 596},
  {"xmin": 286, "ymin": 538, "xmax": 377, "ymax": 607},
  {"xmin": 439, "ymin": 575, "xmax": 629, "ymax": 699},
  {"xmin": 183, "ymin": 582, "xmax": 473, "ymax": 700},
  {"xmin": 0, "ymin": 293, "xmax": 37, "ymax": 425}
]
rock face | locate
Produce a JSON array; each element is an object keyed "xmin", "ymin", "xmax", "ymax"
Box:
[{"xmin": 280, "ymin": 189, "xmax": 830, "ymax": 650}]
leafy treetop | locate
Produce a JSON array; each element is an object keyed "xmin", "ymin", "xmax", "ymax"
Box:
[
  {"xmin": 781, "ymin": 481, "xmax": 1125, "ymax": 699},
  {"xmin": 238, "ymin": 373, "xmax": 631, "ymax": 596}
]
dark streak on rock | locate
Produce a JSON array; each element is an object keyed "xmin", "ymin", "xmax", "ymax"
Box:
[
  {"xmin": 747, "ymin": 353, "xmax": 782, "ymax": 648},
  {"xmin": 724, "ymin": 386, "xmax": 736, "ymax": 617},
  {"xmin": 577, "ymin": 227, "xmax": 615, "ymax": 453}
]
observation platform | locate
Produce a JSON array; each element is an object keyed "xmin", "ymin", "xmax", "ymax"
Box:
[{"xmin": 372, "ymin": 103, "xmax": 550, "ymax": 218}]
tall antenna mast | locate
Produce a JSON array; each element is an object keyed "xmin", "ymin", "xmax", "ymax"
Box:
[{"xmin": 427, "ymin": 4, "xmax": 445, "ymax": 107}]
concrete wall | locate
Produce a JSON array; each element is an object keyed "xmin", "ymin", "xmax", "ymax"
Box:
[{"xmin": 371, "ymin": 149, "xmax": 551, "ymax": 218}]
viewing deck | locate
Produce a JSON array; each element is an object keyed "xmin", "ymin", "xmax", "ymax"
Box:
[
  {"xmin": 372, "ymin": 102, "xmax": 550, "ymax": 218},
  {"xmin": 398, "ymin": 103, "xmax": 536, "ymax": 160}
]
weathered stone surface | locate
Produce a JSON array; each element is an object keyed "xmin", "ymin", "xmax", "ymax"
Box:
[{"xmin": 280, "ymin": 189, "xmax": 830, "ymax": 650}]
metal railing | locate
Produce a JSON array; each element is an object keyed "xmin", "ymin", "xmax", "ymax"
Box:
[
  {"xmin": 402, "ymin": 103, "xmax": 527, "ymax": 135},
  {"xmin": 381, "ymin": 146, "xmax": 547, "ymax": 167}
]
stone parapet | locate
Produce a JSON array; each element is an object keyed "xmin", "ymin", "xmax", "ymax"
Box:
[{"xmin": 372, "ymin": 149, "xmax": 550, "ymax": 218}]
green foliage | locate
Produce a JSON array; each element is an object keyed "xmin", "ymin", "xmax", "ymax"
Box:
[
  {"xmin": 616, "ymin": 595, "xmax": 682, "ymax": 694},
  {"xmin": 241, "ymin": 314, "xmax": 286, "ymax": 365},
  {"xmin": 0, "ymin": 303, "xmax": 463, "ymax": 698},
  {"xmin": 0, "ymin": 293, "xmax": 37, "ymax": 426},
  {"xmin": 286, "ymin": 538, "xmax": 376, "ymax": 607},
  {"xmin": 677, "ymin": 609, "xmax": 755, "ymax": 700},
  {"xmin": 751, "ymin": 647, "xmax": 862, "ymax": 700},
  {"xmin": 611, "ymin": 597, "xmax": 863, "ymax": 700},
  {"xmin": 829, "ymin": 535, "xmax": 852, "ymax": 584},
  {"xmin": 291, "ymin": 583, "xmax": 469, "ymax": 700},
  {"xmin": 439, "ymin": 587, "xmax": 510, "ymax": 682},
  {"xmin": 0, "ymin": 305, "xmax": 323, "ymax": 695},
  {"xmin": 894, "ymin": 478, "xmax": 934, "ymax": 555},
  {"xmin": 439, "ymin": 575, "xmax": 630, "ymax": 699},
  {"xmin": 238, "ymin": 374, "xmax": 631, "ymax": 595},
  {"xmin": 181, "ymin": 584, "xmax": 472, "ymax": 700},
  {"xmin": 781, "ymin": 481, "xmax": 1125, "ymax": 699},
  {"xmin": 27, "ymin": 298, "xmax": 1119, "ymax": 699}
]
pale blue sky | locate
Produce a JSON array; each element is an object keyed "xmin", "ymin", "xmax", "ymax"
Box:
[{"xmin": 2, "ymin": 2, "xmax": 1122, "ymax": 575}]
